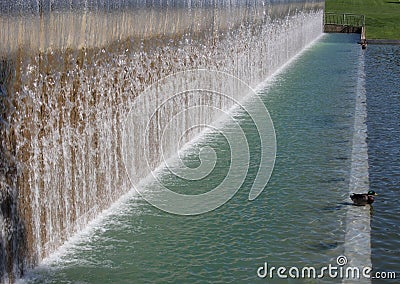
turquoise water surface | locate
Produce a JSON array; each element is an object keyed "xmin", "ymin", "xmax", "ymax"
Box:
[{"xmin": 26, "ymin": 34, "xmax": 367, "ymax": 283}]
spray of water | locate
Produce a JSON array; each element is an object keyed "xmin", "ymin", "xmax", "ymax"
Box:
[{"xmin": 0, "ymin": 1, "xmax": 323, "ymax": 281}]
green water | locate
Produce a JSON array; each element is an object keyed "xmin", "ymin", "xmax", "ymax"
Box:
[{"xmin": 27, "ymin": 34, "xmax": 363, "ymax": 283}]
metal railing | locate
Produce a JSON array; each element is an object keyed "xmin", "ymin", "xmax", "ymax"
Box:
[{"xmin": 324, "ymin": 13, "xmax": 365, "ymax": 28}]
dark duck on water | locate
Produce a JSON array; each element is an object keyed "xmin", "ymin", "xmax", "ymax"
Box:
[{"xmin": 350, "ymin": 190, "xmax": 378, "ymax": 206}]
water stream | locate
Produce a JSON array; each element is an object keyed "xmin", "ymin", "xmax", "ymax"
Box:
[{"xmin": 22, "ymin": 34, "xmax": 372, "ymax": 283}]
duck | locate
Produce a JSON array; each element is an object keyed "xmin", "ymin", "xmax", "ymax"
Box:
[{"xmin": 350, "ymin": 190, "xmax": 378, "ymax": 206}]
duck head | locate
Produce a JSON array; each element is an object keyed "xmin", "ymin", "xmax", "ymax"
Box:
[{"xmin": 367, "ymin": 190, "xmax": 377, "ymax": 204}]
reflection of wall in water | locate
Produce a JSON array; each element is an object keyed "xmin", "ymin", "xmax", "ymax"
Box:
[{"xmin": 0, "ymin": 1, "xmax": 323, "ymax": 282}]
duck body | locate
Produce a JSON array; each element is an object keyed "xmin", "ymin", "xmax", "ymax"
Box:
[{"xmin": 350, "ymin": 190, "xmax": 377, "ymax": 206}]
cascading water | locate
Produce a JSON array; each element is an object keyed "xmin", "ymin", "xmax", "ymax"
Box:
[{"xmin": 0, "ymin": 0, "xmax": 324, "ymax": 282}]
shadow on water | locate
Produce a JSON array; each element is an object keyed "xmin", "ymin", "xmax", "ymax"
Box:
[
  {"xmin": 337, "ymin": 202, "xmax": 375, "ymax": 214},
  {"xmin": 336, "ymin": 201, "xmax": 375, "ymax": 219},
  {"xmin": 326, "ymin": 202, "xmax": 375, "ymax": 218}
]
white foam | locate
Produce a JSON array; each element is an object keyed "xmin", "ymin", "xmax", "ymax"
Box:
[{"xmin": 29, "ymin": 189, "xmax": 140, "ymax": 270}]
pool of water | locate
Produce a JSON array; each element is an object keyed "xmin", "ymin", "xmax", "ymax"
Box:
[
  {"xmin": 24, "ymin": 34, "xmax": 369, "ymax": 283},
  {"xmin": 366, "ymin": 45, "xmax": 400, "ymax": 282}
]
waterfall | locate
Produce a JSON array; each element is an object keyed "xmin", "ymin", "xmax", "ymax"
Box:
[{"xmin": 0, "ymin": 1, "xmax": 323, "ymax": 282}]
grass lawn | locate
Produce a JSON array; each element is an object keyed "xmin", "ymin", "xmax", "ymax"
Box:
[{"xmin": 325, "ymin": 0, "xmax": 400, "ymax": 39}]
